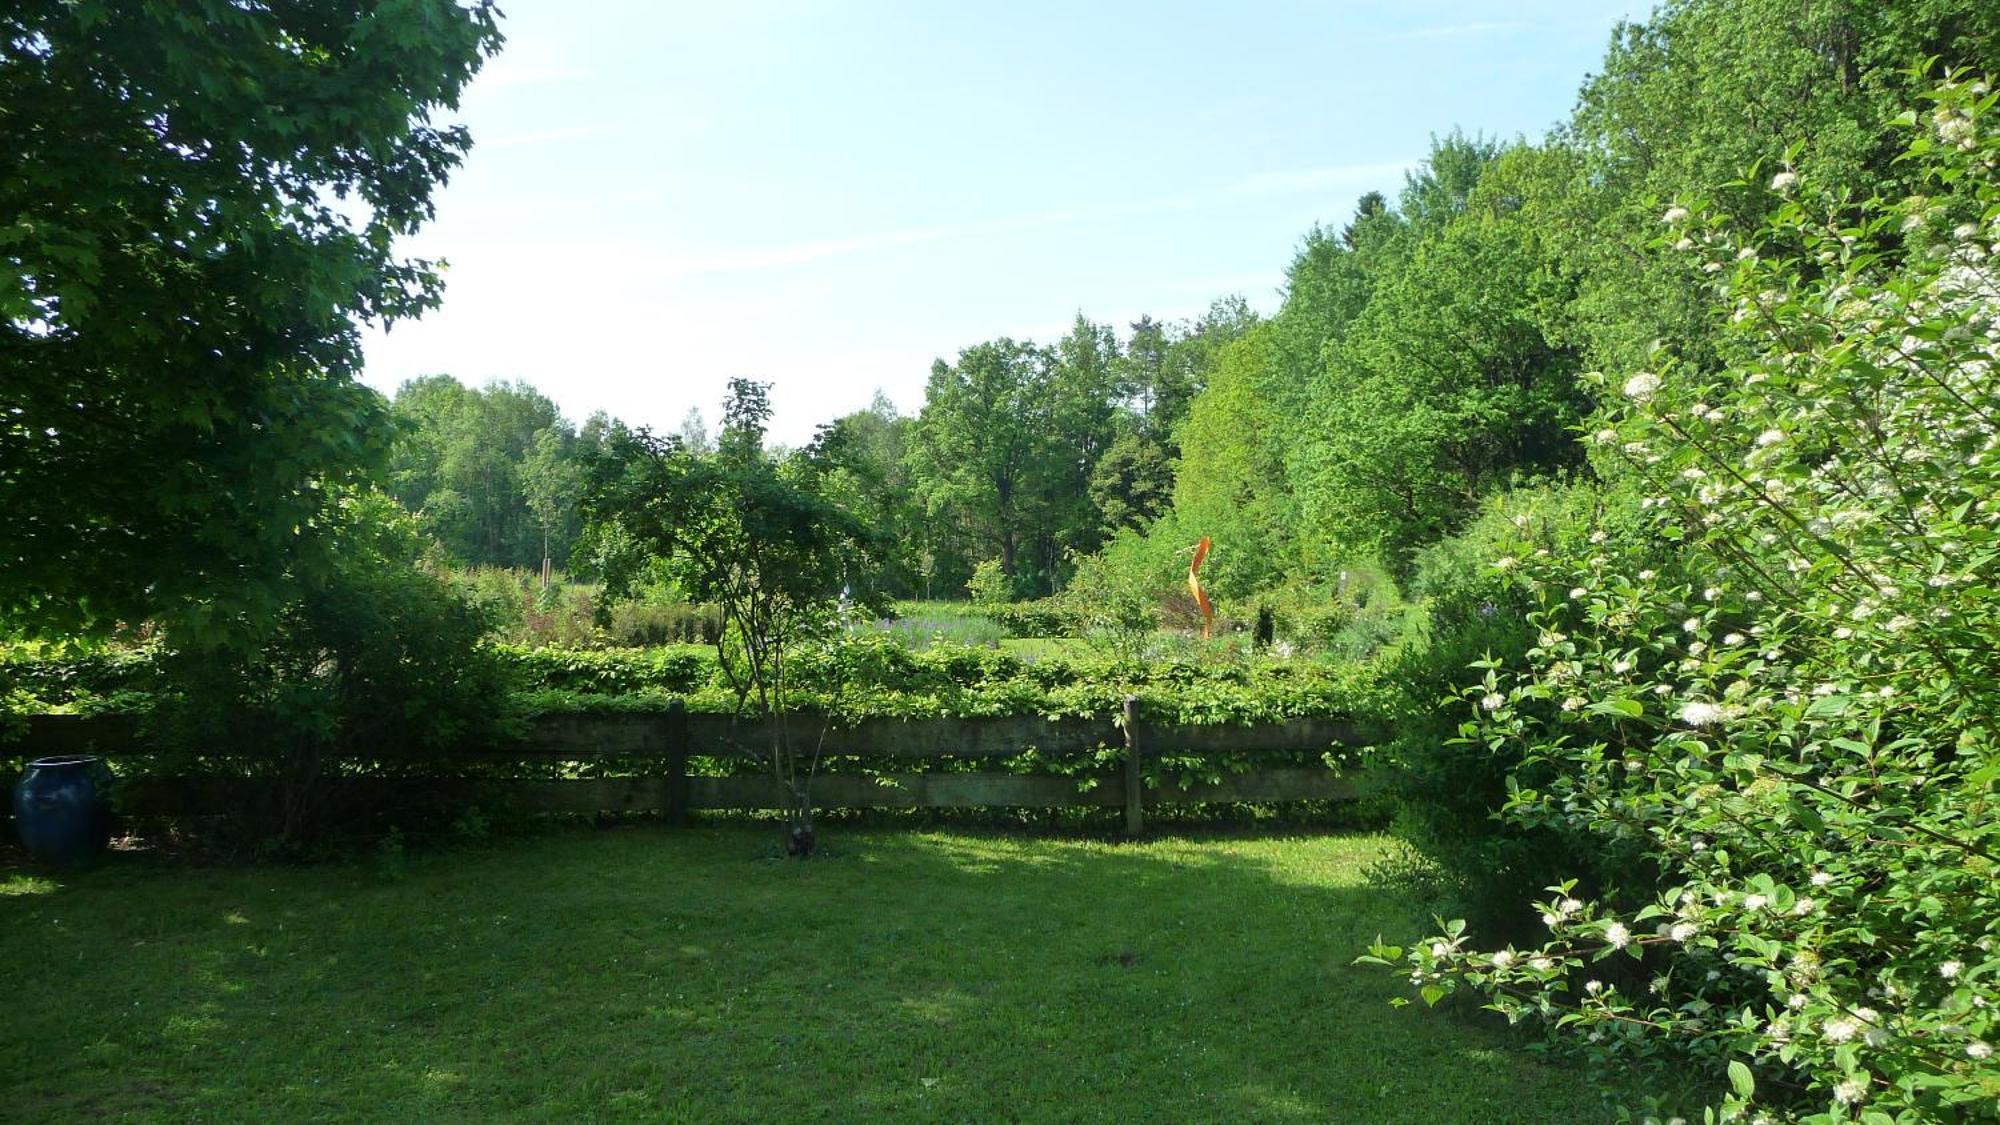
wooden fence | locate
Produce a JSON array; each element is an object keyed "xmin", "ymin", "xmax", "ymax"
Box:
[{"xmin": 8, "ymin": 700, "xmax": 1361, "ymax": 834}]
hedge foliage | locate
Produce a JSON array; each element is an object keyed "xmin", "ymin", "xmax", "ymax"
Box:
[{"xmin": 4, "ymin": 633, "xmax": 1377, "ymax": 734}]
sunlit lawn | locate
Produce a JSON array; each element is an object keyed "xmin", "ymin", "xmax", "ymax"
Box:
[{"xmin": 0, "ymin": 827, "xmax": 1617, "ymax": 1122}]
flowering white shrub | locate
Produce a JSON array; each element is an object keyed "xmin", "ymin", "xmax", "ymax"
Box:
[{"xmin": 1366, "ymin": 77, "xmax": 2000, "ymax": 1121}]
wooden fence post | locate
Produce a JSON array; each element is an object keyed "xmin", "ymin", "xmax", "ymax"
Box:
[
  {"xmin": 1122, "ymin": 695, "xmax": 1143, "ymax": 836},
  {"xmin": 665, "ymin": 699, "xmax": 690, "ymax": 827}
]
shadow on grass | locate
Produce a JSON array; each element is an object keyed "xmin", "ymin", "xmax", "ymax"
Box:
[{"xmin": 0, "ymin": 826, "xmax": 1621, "ymax": 1123}]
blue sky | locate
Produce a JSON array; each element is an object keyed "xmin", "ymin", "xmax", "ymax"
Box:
[{"xmin": 360, "ymin": 0, "xmax": 1646, "ymax": 443}]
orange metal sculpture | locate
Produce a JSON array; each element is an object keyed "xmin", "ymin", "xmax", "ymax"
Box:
[{"xmin": 1188, "ymin": 536, "xmax": 1215, "ymax": 639}]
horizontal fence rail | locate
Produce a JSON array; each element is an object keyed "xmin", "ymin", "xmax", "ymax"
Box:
[{"xmin": 7, "ymin": 703, "xmax": 1362, "ymax": 833}]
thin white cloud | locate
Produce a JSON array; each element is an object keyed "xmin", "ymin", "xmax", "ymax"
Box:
[
  {"xmin": 1224, "ymin": 162, "xmax": 1414, "ymax": 198},
  {"xmin": 472, "ymin": 58, "xmax": 586, "ymax": 92},
  {"xmin": 1377, "ymin": 20, "xmax": 1528, "ymax": 42},
  {"xmin": 481, "ymin": 125, "xmax": 615, "ymax": 150},
  {"xmin": 650, "ymin": 160, "xmax": 1413, "ymax": 278},
  {"xmin": 650, "ymin": 225, "xmax": 961, "ymax": 274}
]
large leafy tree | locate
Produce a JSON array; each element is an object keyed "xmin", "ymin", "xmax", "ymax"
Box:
[
  {"xmin": 808, "ymin": 391, "xmax": 925, "ymax": 596},
  {"xmin": 1296, "ymin": 145, "xmax": 1590, "ymax": 570},
  {"xmin": 1167, "ymin": 193, "xmax": 1406, "ymax": 589},
  {"xmin": 0, "ymin": 1, "xmax": 501, "ymax": 640},
  {"xmin": 1557, "ymin": 0, "xmax": 2000, "ymax": 375},
  {"xmin": 386, "ymin": 376, "xmax": 583, "ymax": 568},
  {"xmin": 1089, "ymin": 300, "xmax": 1257, "ymax": 537},
  {"xmin": 906, "ymin": 338, "xmax": 1056, "ymax": 594}
]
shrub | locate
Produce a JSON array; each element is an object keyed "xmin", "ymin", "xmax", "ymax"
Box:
[
  {"xmin": 1363, "ymin": 480, "xmax": 1656, "ymax": 936},
  {"xmin": 153, "ymin": 495, "xmax": 509, "ymax": 850},
  {"xmin": 604, "ymin": 600, "xmax": 724, "ymax": 647},
  {"xmin": 1255, "ymin": 566, "xmax": 1406, "ymax": 659},
  {"xmin": 1052, "ymin": 549, "xmax": 1160, "ymax": 656},
  {"xmin": 989, "ymin": 598, "xmax": 1070, "ymax": 638},
  {"xmin": 965, "ymin": 559, "xmax": 1012, "ymax": 606},
  {"xmin": 497, "ymin": 645, "xmax": 708, "ymax": 695},
  {"xmin": 1371, "ymin": 79, "xmax": 2000, "ymax": 1121}
]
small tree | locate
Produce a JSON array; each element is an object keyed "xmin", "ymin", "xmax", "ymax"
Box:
[
  {"xmin": 965, "ymin": 559, "xmax": 1012, "ymax": 605},
  {"xmin": 584, "ymin": 380, "xmax": 881, "ymax": 854}
]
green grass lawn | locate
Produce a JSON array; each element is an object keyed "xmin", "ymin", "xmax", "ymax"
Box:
[
  {"xmin": 0, "ymin": 828, "xmax": 1617, "ymax": 1122},
  {"xmin": 995, "ymin": 636, "xmax": 1091, "ymax": 660}
]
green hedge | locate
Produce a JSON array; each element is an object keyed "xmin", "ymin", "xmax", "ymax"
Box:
[
  {"xmin": 5, "ymin": 635, "xmax": 1377, "ymax": 731},
  {"xmin": 504, "ymin": 634, "xmax": 1376, "ymax": 727}
]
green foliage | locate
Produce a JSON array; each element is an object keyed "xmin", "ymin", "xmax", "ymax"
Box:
[
  {"xmin": 904, "ymin": 309, "xmax": 1252, "ymax": 598},
  {"xmin": 1050, "ymin": 549, "xmax": 1164, "ymax": 657},
  {"xmin": 490, "ymin": 633, "xmax": 1372, "ymax": 732},
  {"xmin": 583, "ymin": 378, "xmax": 888, "ymax": 842},
  {"xmin": 807, "ymin": 391, "xmax": 925, "ymax": 597},
  {"xmin": 0, "ymin": 1, "xmax": 502, "ymax": 643},
  {"xmin": 965, "ymin": 559, "xmax": 1012, "ymax": 606},
  {"xmin": 1560, "ymin": 0, "xmax": 2000, "ymax": 376},
  {"xmin": 388, "ymin": 376, "xmax": 595, "ymax": 569},
  {"xmin": 987, "ymin": 598, "xmax": 1070, "ymax": 639},
  {"xmin": 906, "ymin": 336, "xmax": 1087, "ymax": 595},
  {"xmin": 448, "ymin": 566, "xmax": 724, "ymax": 650},
  {"xmin": 153, "ymin": 494, "xmax": 508, "ymax": 850},
  {"xmin": 499, "ymin": 644, "xmax": 708, "ymax": 696},
  {"xmin": 1378, "ymin": 80, "xmax": 2000, "ymax": 1120},
  {"xmin": 0, "ymin": 641, "xmax": 161, "ymax": 720},
  {"xmin": 1087, "ymin": 429, "xmax": 1174, "ymax": 534},
  {"xmin": 865, "ymin": 604, "xmax": 1011, "ymax": 651},
  {"xmin": 1363, "ymin": 481, "xmax": 1653, "ymax": 936},
  {"xmin": 1296, "ymin": 145, "xmax": 1592, "ymax": 572},
  {"xmin": 1253, "ymin": 566, "xmax": 1406, "ymax": 660},
  {"xmin": 602, "ymin": 600, "xmax": 725, "ymax": 648},
  {"xmin": 1170, "ymin": 318, "xmax": 1307, "ymax": 596}
]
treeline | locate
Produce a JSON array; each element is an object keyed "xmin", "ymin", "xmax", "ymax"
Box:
[{"xmin": 388, "ymin": 301, "xmax": 1251, "ymax": 596}]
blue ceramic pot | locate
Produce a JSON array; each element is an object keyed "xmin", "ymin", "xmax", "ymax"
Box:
[{"xmin": 13, "ymin": 756, "xmax": 113, "ymax": 866}]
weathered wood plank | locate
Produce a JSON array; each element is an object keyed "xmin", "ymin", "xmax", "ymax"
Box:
[
  {"xmin": 1146, "ymin": 717, "xmax": 1359, "ymax": 753},
  {"xmin": 508, "ymin": 777, "xmax": 673, "ymax": 814},
  {"xmin": 109, "ymin": 767, "xmax": 1358, "ymax": 817},
  {"xmin": 1148, "ymin": 768, "xmax": 1358, "ymax": 804},
  {"xmin": 688, "ymin": 772, "xmax": 1124, "ymax": 810},
  {"xmin": 664, "ymin": 700, "xmax": 690, "ymax": 827},
  {"xmin": 522, "ymin": 713, "xmax": 674, "ymax": 757}
]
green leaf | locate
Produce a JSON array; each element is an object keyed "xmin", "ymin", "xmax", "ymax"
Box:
[{"xmin": 1727, "ymin": 1060, "xmax": 1754, "ymax": 1100}]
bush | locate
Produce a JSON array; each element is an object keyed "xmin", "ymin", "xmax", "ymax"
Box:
[
  {"xmin": 1256, "ymin": 566, "xmax": 1406, "ymax": 659},
  {"xmin": 603, "ymin": 601, "xmax": 723, "ymax": 647},
  {"xmin": 965, "ymin": 559, "xmax": 1012, "ymax": 606},
  {"xmin": 989, "ymin": 598, "xmax": 1070, "ymax": 638},
  {"xmin": 153, "ymin": 495, "xmax": 509, "ymax": 851},
  {"xmin": 450, "ymin": 567, "xmax": 602, "ymax": 649},
  {"xmin": 1052, "ymin": 550, "xmax": 1160, "ymax": 655},
  {"xmin": 1363, "ymin": 480, "xmax": 1660, "ymax": 937},
  {"xmin": 1373, "ymin": 81, "xmax": 2000, "ymax": 1121},
  {"xmin": 498, "ymin": 645, "xmax": 709, "ymax": 695}
]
